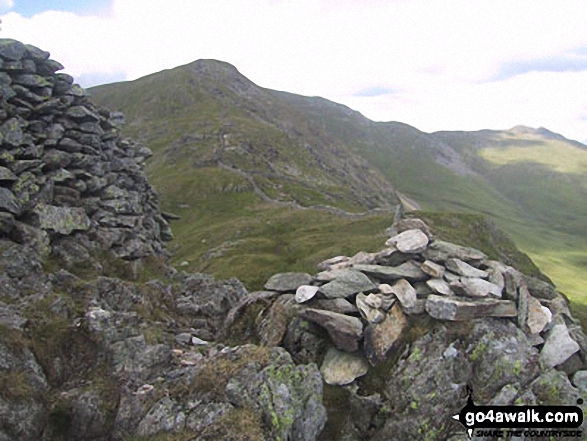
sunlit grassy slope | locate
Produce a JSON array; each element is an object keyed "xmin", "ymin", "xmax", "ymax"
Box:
[{"xmin": 90, "ymin": 62, "xmax": 586, "ymax": 311}]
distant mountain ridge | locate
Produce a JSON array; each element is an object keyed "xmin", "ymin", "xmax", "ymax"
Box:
[{"xmin": 89, "ymin": 59, "xmax": 587, "ymax": 299}]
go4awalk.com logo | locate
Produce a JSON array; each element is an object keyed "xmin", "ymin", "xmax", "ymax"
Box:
[{"xmin": 452, "ymin": 390, "xmax": 584, "ymax": 439}]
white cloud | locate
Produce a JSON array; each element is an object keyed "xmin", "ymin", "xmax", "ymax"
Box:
[{"xmin": 2, "ymin": 0, "xmax": 587, "ymax": 141}]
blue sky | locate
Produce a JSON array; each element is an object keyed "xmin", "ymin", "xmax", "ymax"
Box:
[
  {"xmin": 1, "ymin": 0, "xmax": 111, "ymax": 17},
  {"xmin": 2, "ymin": 0, "xmax": 587, "ymax": 143}
]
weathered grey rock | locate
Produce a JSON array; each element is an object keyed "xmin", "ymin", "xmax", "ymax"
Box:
[
  {"xmin": 312, "ymin": 298, "xmax": 357, "ymax": 315},
  {"xmin": 12, "ymin": 74, "xmax": 51, "ymax": 88},
  {"xmin": 295, "ymin": 285, "xmax": 319, "ymax": 303},
  {"xmin": 425, "ymin": 295, "xmax": 516, "ymax": 321},
  {"xmin": 421, "ymin": 260, "xmax": 445, "ymax": 278},
  {"xmin": 386, "ymin": 278, "xmax": 417, "ymax": 308},
  {"xmin": 317, "ymin": 255, "xmax": 349, "ymax": 271},
  {"xmin": 426, "ymin": 278, "xmax": 453, "ymax": 296},
  {"xmin": 526, "ymin": 276, "xmax": 558, "ymax": 300},
  {"xmin": 225, "ymin": 346, "xmax": 327, "ymax": 441},
  {"xmin": 405, "ymin": 300, "xmax": 428, "ymax": 316},
  {"xmin": 0, "ymin": 118, "xmax": 26, "ymax": 147},
  {"xmin": 67, "ymin": 105, "xmax": 100, "ymax": 121},
  {"xmin": 258, "ymin": 294, "xmax": 298, "ymax": 346},
  {"xmin": 0, "ymin": 166, "xmax": 17, "ymax": 181},
  {"xmin": 314, "ymin": 268, "xmax": 350, "ymax": 282},
  {"xmin": 264, "ymin": 272, "xmax": 312, "ymax": 293},
  {"xmin": 320, "ymin": 346, "xmax": 369, "ymax": 385},
  {"xmin": 572, "ymin": 370, "xmax": 587, "ymax": 392},
  {"xmin": 503, "ymin": 266, "xmax": 525, "ymax": 300},
  {"xmin": 0, "ymin": 39, "xmax": 27, "ymax": 60},
  {"xmin": 527, "ymin": 333, "xmax": 545, "ymax": 346},
  {"xmin": 318, "ymin": 269, "xmax": 376, "ymax": 299},
  {"xmin": 423, "ymin": 240, "xmax": 487, "ymax": 263},
  {"xmin": 517, "ymin": 284, "xmax": 530, "ymax": 331},
  {"xmin": 487, "ymin": 268, "xmax": 505, "ymax": 292},
  {"xmin": 0, "ymin": 212, "xmax": 14, "ymax": 234},
  {"xmin": 443, "ymin": 271, "xmax": 460, "ymax": 283},
  {"xmin": 348, "ymin": 250, "xmax": 377, "ymax": 265},
  {"xmin": 373, "ymin": 247, "xmax": 412, "ymax": 267},
  {"xmin": 450, "ymin": 277, "xmax": 502, "ymax": 298},
  {"xmin": 364, "ymin": 303, "xmax": 407, "ymax": 365},
  {"xmin": 353, "ymin": 262, "xmax": 427, "ymax": 283},
  {"xmin": 356, "ymin": 293, "xmax": 385, "ymax": 324},
  {"xmin": 540, "ymin": 323, "xmax": 580, "ymax": 368},
  {"xmin": 0, "ymin": 188, "xmax": 21, "ymax": 214},
  {"xmin": 445, "ymin": 258, "xmax": 488, "ymax": 278},
  {"xmin": 393, "ymin": 217, "xmax": 433, "ymax": 238},
  {"xmin": 30, "ymin": 203, "xmax": 90, "ymax": 235},
  {"xmin": 300, "ymin": 308, "xmax": 363, "ymax": 352},
  {"xmin": 385, "ymin": 228, "xmax": 429, "ymax": 253}
]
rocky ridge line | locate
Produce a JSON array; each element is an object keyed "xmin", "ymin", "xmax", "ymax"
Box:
[{"xmin": 231, "ymin": 216, "xmax": 587, "ymax": 439}]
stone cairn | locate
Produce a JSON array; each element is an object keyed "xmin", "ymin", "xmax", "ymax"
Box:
[
  {"xmin": 0, "ymin": 39, "xmax": 172, "ymax": 261},
  {"xmin": 257, "ymin": 218, "xmax": 583, "ymax": 386}
]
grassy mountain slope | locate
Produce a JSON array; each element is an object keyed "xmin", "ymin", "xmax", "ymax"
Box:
[
  {"xmin": 90, "ymin": 60, "xmax": 586, "ymax": 303},
  {"xmin": 432, "ymin": 127, "xmax": 587, "ymax": 301}
]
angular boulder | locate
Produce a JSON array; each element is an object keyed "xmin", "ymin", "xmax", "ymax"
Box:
[
  {"xmin": 300, "ymin": 308, "xmax": 363, "ymax": 352},
  {"xmin": 423, "ymin": 240, "xmax": 487, "ymax": 263},
  {"xmin": 385, "ymin": 229, "xmax": 429, "ymax": 253},
  {"xmin": 445, "ymin": 258, "xmax": 488, "ymax": 278},
  {"xmin": 353, "ymin": 262, "xmax": 427, "ymax": 283},
  {"xmin": 30, "ymin": 203, "xmax": 90, "ymax": 235},
  {"xmin": 540, "ymin": 323, "xmax": 580, "ymax": 368},
  {"xmin": 264, "ymin": 272, "xmax": 312, "ymax": 293},
  {"xmin": 450, "ymin": 277, "xmax": 502, "ymax": 298},
  {"xmin": 364, "ymin": 303, "xmax": 407, "ymax": 365},
  {"xmin": 425, "ymin": 295, "xmax": 517, "ymax": 321},
  {"xmin": 320, "ymin": 346, "xmax": 369, "ymax": 385},
  {"xmin": 318, "ymin": 270, "xmax": 375, "ymax": 299}
]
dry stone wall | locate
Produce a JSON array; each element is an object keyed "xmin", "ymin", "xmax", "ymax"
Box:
[{"xmin": 0, "ymin": 38, "xmax": 171, "ymax": 263}]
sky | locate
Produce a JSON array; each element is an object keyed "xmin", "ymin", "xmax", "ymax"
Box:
[{"xmin": 2, "ymin": 0, "xmax": 587, "ymax": 143}]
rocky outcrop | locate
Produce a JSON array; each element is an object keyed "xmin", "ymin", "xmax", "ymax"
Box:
[
  {"xmin": 2, "ymin": 38, "xmax": 587, "ymax": 441},
  {"xmin": 0, "ymin": 38, "xmax": 171, "ymax": 268},
  {"xmin": 235, "ymin": 217, "xmax": 587, "ymax": 439}
]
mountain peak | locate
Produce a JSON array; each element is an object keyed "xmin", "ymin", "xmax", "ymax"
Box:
[{"xmin": 507, "ymin": 125, "xmax": 566, "ymax": 141}]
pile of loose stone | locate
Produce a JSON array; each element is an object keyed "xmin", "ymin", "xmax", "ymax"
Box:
[
  {"xmin": 0, "ymin": 38, "xmax": 171, "ymax": 261},
  {"xmin": 260, "ymin": 218, "xmax": 583, "ymax": 386}
]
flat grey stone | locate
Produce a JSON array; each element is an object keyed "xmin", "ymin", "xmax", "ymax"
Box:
[
  {"xmin": 450, "ymin": 277, "xmax": 502, "ymax": 298},
  {"xmin": 386, "ymin": 279, "xmax": 417, "ymax": 308},
  {"xmin": 426, "ymin": 278, "xmax": 453, "ymax": 296},
  {"xmin": 353, "ymin": 262, "xmax": 427, "ymax": 283},
  {"xmin": 295, "ymin": 285, "xmax": 320, "ymax": 303},
  {"xmin": 320, "ymin": 347, "xmax": 369, "ymax": 386},
  {"xmin": 318, "ymin": 270, "xmax": 376, "ymax": 299},
  {"xmin": 31, "ymin": 203, "xmax": 90, "ymax": 235},
  {"xmin": 423, "ymin": 240, "xmax": 487, "ymax": 263},
  {"xmin": 445, "ymin": 258, "xmax": 488, "ymax": 278},
  {"xmin": 313, "ymin": 298, "xmax": 357, "ymax": 315},
  {"xmin": 301, "ymin": 308, "xmax": 363, "ymax": 352},
  {"xmin": 317, "ymin": 255, "xmax": 349, "ymax": 271},
  {"xmin": 385, "ymin": 229, "xmax": 429, "ymax": 253},
  {"xmin": 264, "ymin": 272, "xmax": 313, "ymax": 292},
  {"xmin": 356, "ymin": 293, "xmax": 385, "ymax": 324},
  {"xmin": 425, "ymin": 295, "xmax": 517, "ymax": 321},
  {"xmin": 0, "ymin": 187, "xmax": 21, "ymax": 214},
  {"xmin": 540, "ymin": 323, "xmax": 580, "ymax": 368},
  {"xmin": 364, "ymin": 303, "xmax": 407, "ymax": 365},
  {"xmin": 526, "ymin": 298, "xmax": 551, "ymax": 335},
  {"xmin": 421, "ymin": 260, "xmax": 445, "ymax": 278}
]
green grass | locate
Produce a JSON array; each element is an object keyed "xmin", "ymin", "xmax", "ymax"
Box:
[
  {"xmin": 480, "ymin": 138, "xmax": 587, "ymax": 175},
  {"xmin": 90, "ymin": 61, "xmax": 587, "ymax": 325}
]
